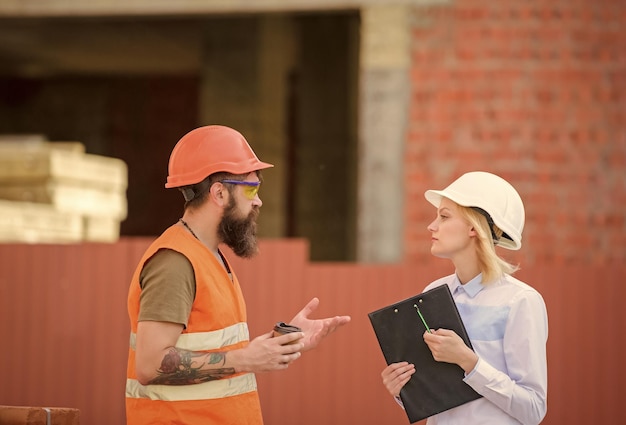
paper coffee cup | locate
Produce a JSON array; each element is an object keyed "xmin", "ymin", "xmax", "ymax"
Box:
[{"xmin": 272, "ymin": 322, "xmax": 302, "ymax": 344}]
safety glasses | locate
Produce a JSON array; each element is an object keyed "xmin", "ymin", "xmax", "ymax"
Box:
[{"xmin": 220, "ymin": 179, "xmax": 261, "ymax": 200}]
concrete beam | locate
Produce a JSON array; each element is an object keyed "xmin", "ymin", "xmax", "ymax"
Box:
[{"xmin": 0, "ymin": 0, "xmax": 445, "ymax": 17}]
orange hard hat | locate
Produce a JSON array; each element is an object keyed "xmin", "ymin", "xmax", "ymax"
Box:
[{"xmin": 165, "ymin": 125, "xmax": 274, "ymax": 188}]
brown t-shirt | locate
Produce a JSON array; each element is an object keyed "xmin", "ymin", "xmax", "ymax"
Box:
[{"xmin": 138, "ymin": 248, "xmax": 195, "ymax": 327}]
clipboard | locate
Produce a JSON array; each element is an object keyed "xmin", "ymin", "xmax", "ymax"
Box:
[{"xmin": 368, "ymin": 284, "xmax": 482, "ymax": 423}]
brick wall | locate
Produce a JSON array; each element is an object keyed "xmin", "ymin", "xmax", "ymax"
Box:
[{"xmin": 404, "ymin": 0, "xmax": 626, "ymax": 266}]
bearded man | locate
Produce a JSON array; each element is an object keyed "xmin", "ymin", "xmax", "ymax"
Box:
[{"xmin": 125, "ymin": 125, "xmax": 350, "ymax": 425}]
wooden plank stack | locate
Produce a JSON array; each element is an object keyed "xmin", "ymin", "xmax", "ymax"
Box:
[
  {"xmin": 0, "ymin": 135, "xmax": 128, "ymax": 243},
  {"xmin": 0, "ymin": 405, "xmax": 80, "ymax": 425}
]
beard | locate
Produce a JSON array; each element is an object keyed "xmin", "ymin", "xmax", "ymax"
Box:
[{"xmin": 218, "ymin": 196, "xmax": 260, "ymax": 258}]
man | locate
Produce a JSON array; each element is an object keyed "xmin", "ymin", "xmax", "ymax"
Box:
[{"xmin": 125, "ymin": 125, "xmax": 351, "ymax": 424}]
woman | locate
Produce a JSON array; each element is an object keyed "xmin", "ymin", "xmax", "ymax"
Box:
[{"xmin": 381, "ymin": 171, "xmax": 547, "ymax": 425}]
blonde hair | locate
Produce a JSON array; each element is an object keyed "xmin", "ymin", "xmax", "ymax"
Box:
[{"xmin": 458, "ymin": 206, "xmax": 519, "ymax": 284}]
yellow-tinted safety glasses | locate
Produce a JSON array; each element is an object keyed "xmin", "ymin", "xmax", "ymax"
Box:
[{"xmin": 221, "ymin": 179, "xmax": 261, "ymax": 200}]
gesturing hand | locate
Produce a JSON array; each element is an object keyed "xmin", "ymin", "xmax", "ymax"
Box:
[{"xmin": 288, "ymin": 297, "xmax": 351, "ymax": 352}]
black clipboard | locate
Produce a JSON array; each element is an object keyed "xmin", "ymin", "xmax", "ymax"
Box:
[{"xmin": 368, "ymin": 284, "xmax": 482, "ymax": 423}]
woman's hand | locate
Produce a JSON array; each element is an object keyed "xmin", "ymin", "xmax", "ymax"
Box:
[
  {"xmin": 381, "ymin": 362, "xmax": 415, "ymax": 397},
  {"xmin": 423, "ymin": 329, "xmax": 478, "ymax": 373}
]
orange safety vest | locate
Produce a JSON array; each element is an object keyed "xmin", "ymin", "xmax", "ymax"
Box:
[{"xmin": 126, "ymin": 225, "xmax": 264, "ymax": 425}]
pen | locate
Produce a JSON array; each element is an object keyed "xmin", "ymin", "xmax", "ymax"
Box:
[{"xmin": 415, "ymin": 305, "xmax": 432, "ymax": 333}]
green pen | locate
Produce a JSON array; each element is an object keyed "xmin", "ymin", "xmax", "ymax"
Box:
[{"xmin": 415, "ymin": 305, "xmax": 432, "ymax": 333}]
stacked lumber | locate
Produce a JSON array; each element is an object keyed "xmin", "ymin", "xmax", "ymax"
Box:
[
  {"xmin": 0, "ymin": 405, "xmax": 80, "ymax": 425},
  {"xmin": 0, "ymin": 135, "xmax": 128, "ymax": 243}
]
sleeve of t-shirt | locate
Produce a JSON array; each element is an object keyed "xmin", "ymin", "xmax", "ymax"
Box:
[{"xmin": 138, "ymin": 248, "xmax": 195, "ymax": 327}]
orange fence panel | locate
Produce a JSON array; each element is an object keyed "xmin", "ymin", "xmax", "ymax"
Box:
[{"xmin": 1, "ymin": 238, "xmax": 625, "ymax": 425}]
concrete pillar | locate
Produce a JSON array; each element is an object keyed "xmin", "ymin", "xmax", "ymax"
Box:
[{"xmin": 357, "ymin": 4, "xmax": 411, "ymax": 262}]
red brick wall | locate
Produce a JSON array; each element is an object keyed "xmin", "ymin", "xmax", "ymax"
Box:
[{"xmin": 404, "ymin": 0, "xmax": 626, "ymax": 266}]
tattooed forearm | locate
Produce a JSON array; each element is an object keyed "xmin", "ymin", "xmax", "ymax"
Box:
[{"xmin": 148, "ymin": 347, "xmax": 236, "ymax": 385}]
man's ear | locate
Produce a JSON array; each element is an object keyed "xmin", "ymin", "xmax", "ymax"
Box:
[{"xmin": 209, "ymin": 182, "xmax": 227, "ymax": 206}]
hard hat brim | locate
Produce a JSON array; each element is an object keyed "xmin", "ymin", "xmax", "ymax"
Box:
[{"xmin": 165, "ymin": 160, "xmax": 273, "ymax": 188}]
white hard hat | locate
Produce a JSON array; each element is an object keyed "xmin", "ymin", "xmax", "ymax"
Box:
[{"xmin": 424, "ymin": 171, "xmax": 525, "ymax": 250}]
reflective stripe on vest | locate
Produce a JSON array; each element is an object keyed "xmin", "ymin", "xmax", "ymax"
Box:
[
  {"xmin": 126, "ymin": 373, "xmax": 258, "ymax": 401},
  {"xmin": 129, "ymin": 322, "xmax": 249, "ymax": 351}
]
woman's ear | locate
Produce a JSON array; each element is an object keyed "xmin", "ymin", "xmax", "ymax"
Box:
[{"xmin": 468, "ymin": 226, "xmax": 477, "ymax": 237}]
